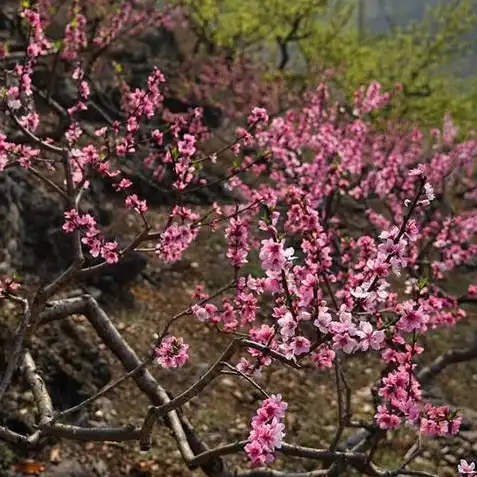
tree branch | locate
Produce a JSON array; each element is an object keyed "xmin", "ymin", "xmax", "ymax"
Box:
[
  {"xmin": 77, "ymin": 294, "xmax": 233, "ymax": 477},
  {"xmin": 237, "ymin": 469, "xmax": 328, "ymax": 477},
  {"xmin": 21, "ymin": 350, "xmax": 54, "ymax": 426},
  {"xmin": 417, "ymin": 333, "xmax": 477, "ymax": 385},
  {"xmin": 0, "ymin": 425, "xmax": 28, "ymax": 445},
  {"xmin": 48, "ymin": 423, "xmax": 140, "ymax": 442}
]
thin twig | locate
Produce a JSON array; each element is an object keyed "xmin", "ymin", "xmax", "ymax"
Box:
[
  {"xmin": 329, "ymin": 360, "xmax": 345, "ymax": 451},
  {"xmin": 27, "ymin": 166, "xmax": 69, "ymax": 200},
  {"xmin": 139, "ymin": 339, "xmax": 241, "ymax": 449},
  {"xmin": 48, "ymin": 360, "xmax": 150, "ymax": 426},
  {"xmin": 221, "ymin": 362, "xmax": 270, "ymax": 398}
]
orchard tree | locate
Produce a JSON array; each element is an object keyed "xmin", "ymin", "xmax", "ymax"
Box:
[{"xmin": 1, "ymin": 2, "xmax": 477, "ymax": 477}]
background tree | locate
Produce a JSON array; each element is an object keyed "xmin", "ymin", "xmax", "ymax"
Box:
[{"xmin": 175, "ymin": 0, "xmax": 477, "ymax": 130}]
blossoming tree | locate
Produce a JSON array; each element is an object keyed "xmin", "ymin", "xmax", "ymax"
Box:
[{"xmin": 1, "ymin": 1, "xmax": 477, "ymax": 476}]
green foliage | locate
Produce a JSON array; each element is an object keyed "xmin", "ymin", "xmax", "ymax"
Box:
[
  {"xmin": 0, "ymin": 442, "xmax": 14, "ymax": 470},
  {"xmin": 315, "ymin": 0, "xmax": 477, "ymax": 129},
  {"xmin": 177, "ymin": 0, "xmax": 340, "ymax": 52},
  {"xmin": 174, "ymin": 0, "xmax": 477, "ymax": 129}
]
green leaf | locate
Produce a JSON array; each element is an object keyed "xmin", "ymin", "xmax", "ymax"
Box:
[{"xmin": 417, "ymin": 277, "xmax": 429, "ymax": 290}]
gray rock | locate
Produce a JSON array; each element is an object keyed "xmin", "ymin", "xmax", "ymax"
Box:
[{"xmin": 40, "ymin": 458, "xmax": 109, "ymax": 477}]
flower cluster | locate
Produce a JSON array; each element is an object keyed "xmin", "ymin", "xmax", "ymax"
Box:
[
  {"xmin": 155, "ymin": 207, "xmax": 200, "ymax": 263},
  {"xmin": 191, "ymin": 303, "xmax": 218, "ymax": 323},
  {"xmin": 154, "ymin": 336, "xmax": 189, "ymax": 369},
  {"xmin": 245, "ymin": 394, "xmax": 287, "ymax": 466},
  {"xmin": 61, "ymin": 9, "xmax": 87, "ymax": 61},
  {"xmin": 0, "ymin": 276, "xmax": 20, "ymax": 297},
  {"xmin": 259, "ymin": 238, "xmax": 295, "ymax": 273},
  {"xmin": 354, "ymin": 81, "xmax": 392, "ymax": 115},
  {"xmin": 225, "ymin": 217, "xmax": 250, "ymax": 267},
  {"xmin": 63, "ymin": 210, "xmax": 119, "ymax": 264},
  {"xmin": 22, "ymin": 9, "xmax": 53, "ymax": 59}
]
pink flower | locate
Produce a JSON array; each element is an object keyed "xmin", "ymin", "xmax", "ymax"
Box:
[
  {"xmin": 246, "ymin": 395, "xmax": 287, "ymax": 465},
  {"xmin": 127, "ymin": 116, "xmax": 139, "ymax": 133},
  {"xmin": 247, "ymin": 107, "xmax": 269, "ymax": 125},
  {"xmin": 178, "ymin": 134, "xmax": 196, "ymax": 157},
  {"xmin": 80, "ymin": 81, "xmax": 90, "ymax": 99},
  {"xmin": 287, "ymin": 336, "xmax": 310, "ymax": 356},
  {"xmin": 82, "ymin": 236, "xmax": 101, "ymax": 258},
  {"xmin": 100, "ymin": 241, "xmax": 119, "ymax": 264},
  {"xmin": 259, "ymin": 238, "xmax": 295, "ymax": 273},
  {"xmin": 253, "ymin": 395, "xmax": 288, "ymax": 424},
  {"xmin": 225, "ymin": 217, "xmax": 250, "ymax": 267},
  {"xmin": 311, "ymin": 345, "xmax": 335, "ymax": 369},
  {"xmin": 356, "ymin": 321, "xmax": 386, "ymax": 351},
  {"xmin": 397, "ymin": 302, "xmax": 428, "ymax": 333},
  {"xmin": 0, "ymin": 276, "xmax": 20, "ymax": 297},
  {"xmin": 333, "ymin": 333, "xmax": 358, "ymax": 354},
  {"xmin": 125, "ymin": 194, "xmax": 148, "ymax": 214},
  {"xmin": 419, "ymin": 182, "xmax": 435, "ymax": 206},
  {"xmin": 114, "ymin": 178, "xmax": 133, "ymax": 191},
  {"xmin": 277, "ymin": 312, "xmax": 297, "ymax": 339},
  {"xmin": 236, "ymin": 357, "xmax": 256, "ymax": 375},
  {"xmin": 154, "ymin": 336, "xmax": 189, "ymax": 368},
  {"xmin": 458, "ymin": 459, "xmax": 476, "ymax": 476},
  {"xmin": 191, "ymin": 303, "xmax": 217, "ymax": 322},
  {"xmin": 244, "ymin": 440, "xmax": 269, "ymax": 466},
  {"xmin": 409, "ymin": 166, "xmax": 424, "ymax": 176},
  {"xmin": 357, "ymin": 81, "xmax": 391, "ymax": 113},
  {"xmin": 95, "ymin": 127, "xmax": 107, "ymax": 136},
  {"xmin": 406, "ymin": 219, "xmax": 419, "ymax": 242},
  {"xmin": 314, "ymin": 307, "xmax": 332, "ymax": 334},
  {"xmin": 156, "ymin": 224, "xmax": 198, "ymax": 262},
  {"xmin": 63, "ymin": 209, "xmax": 81, "ymax": 233},
  {"xmin": 351, "ymin": 283, "xmax": 371, "ymax": 299},
  {"xmin": 249, "ymin": 324, "xmax": 275, "ymax": 344},
  {"xmin": 420, "ymin": 418, "xmax": 440, "ymax": 436},
  {"xmin": 152, "ymin": 129, "xmax": 164, "ymax": 145},
  {"xmin": 375, "ymin": 406, "xmax": 401, "ymax": 430}
]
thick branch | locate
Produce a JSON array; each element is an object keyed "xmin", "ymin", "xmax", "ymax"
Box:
[
  {"xmin": 79, "ymin": 295, "xmax": 232, "ymax": 477},
  {"xmin": 21, "ymin": 351, "xmax": 54, "ymax": 426},
  {"xmin": 237, "ymin": 469, "xmax": 328, "ymax": 477},
  {"xmin": 0, "ymin": 425, "xmax": 28, "ymax": 445},
  {"xmin": 39, "ymin": 296, "xmax": 88, "ymax": 324},
  {"xmin": 139, "ymin": 337, "xmax": 297, "ymax": 449},
  {"xmin": 48, "ymin": 423, "xmax": 140, "ymax": 442}
]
